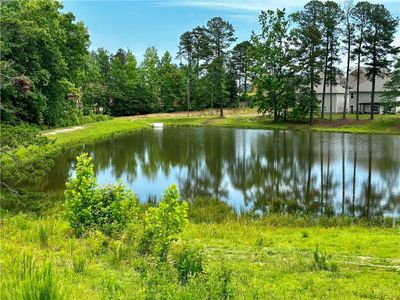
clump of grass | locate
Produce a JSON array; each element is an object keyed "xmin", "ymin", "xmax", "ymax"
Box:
[
  {"xmin": 110, "ymin": 241, "xmax": 126, "ymax": 267},
  {"xmin": 302, "ymin": 231, "xmax": 309, "ymax": 238},
  {"xmin": 255, "ymin": 237, "xmax": 264, "ymax": 247},
  {"xmin": 72, "ymin": 255, "xmax": 86, "ymax": 273},
  {"xmin": 312, "ymin": 245, "xmax": 328, "ymax": 271},
  {"xmin": 312, "ymin": 245, "xmax": 338, "ymax": 272},
  {"xmin": 207, "ymin": 265, "xmax": 233, "ymax": 300},
  {"xmin": 173, "ymin": 246, "xmax": 204, "ymax": 284},
  {"xmin": 38, "ymin": 224, "xmax": 48, "ymax": 248},
  {"xmin": 12, "ymin": 255, "xmax": 61, "ymax": 300}
]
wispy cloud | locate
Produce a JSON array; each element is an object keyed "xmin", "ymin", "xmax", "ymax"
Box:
[
  {"xmin": 155, "ymin": 0, "xmax": 301, "ymax": 12},
  {"xmin": 155, "ymin": 0, "xmax": 400, "ymax": 12}
]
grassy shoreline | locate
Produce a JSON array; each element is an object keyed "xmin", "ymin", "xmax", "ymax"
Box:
[
  {"xmin": 40, "ymin": 110, "xmax": 400, "ymax": 153},
  {"xmin": 1, "ymin": 110, "xmax": 400, "ymax": 299}
]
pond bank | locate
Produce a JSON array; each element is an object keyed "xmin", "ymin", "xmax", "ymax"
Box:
[{"xmin": 43, "ymin": 111, "xmax": 400, "ymax": 150}]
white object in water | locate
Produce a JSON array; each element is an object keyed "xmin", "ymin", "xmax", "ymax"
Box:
[{"xmin": 152, "ymin": 122, "xmax": 163, "ymax": 128}]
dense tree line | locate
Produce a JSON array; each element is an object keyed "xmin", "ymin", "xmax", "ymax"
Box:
[
  {"xmin": 250, "ymin": 1, "xmax": 399, "ymax": 124},
  {"xmin": 1, "ymin": 0, "xmax": 398, "ymax": 126}
]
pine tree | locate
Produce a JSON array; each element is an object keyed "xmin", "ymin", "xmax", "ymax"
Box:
[
  {"xmin": 341, "ymin": 0, "xmax": 355, "ymax": 119},
  {"xmin": 291, "ymin": 0, "xmax": 325, "ymax": 125},
  {"xmin": 177, "ymin": 31, "xmax": 195, "ymax": 115},
  {"xmin": 363, "ymin": 4, "xmax": 399, "ymax": 119},
  {"xmin": 204, "ymin": 17, "xmax": 236, "ymax": 117},
  {"xmin": 231, "ymin": 41, "xmax": 251, "ymax": 102},
  {"xmin": 321, "ymin": 1, "xmax": 343, "ymax": 120},
  {"xmin": 352, "ymin": 1, "xmax": 372, "ymax": 120}
]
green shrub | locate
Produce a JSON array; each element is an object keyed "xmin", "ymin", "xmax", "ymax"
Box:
[
  {"xmin": 94, "ymin": 183, "xmax": 140, "ymax": 236},
  {"xmin": 0, "ymin": 124, "xmax": 50, "ymax": 150},
  {"xmin": 64, "ymin": 153, "xmax": 139, "ymax": 236},
  {"xmin": 173, "ymin": 247, "xmax": 204, "ymax": 284},
  {"xmin": 145, "ymin": 184, "xmax": 188, "ymax": 261}
]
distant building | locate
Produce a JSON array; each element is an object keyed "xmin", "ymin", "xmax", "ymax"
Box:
[
  {"xmin": 316, "ymin": 67, "xmax": 400, "ymax": 114},
  {"xmin": 316, "ymin": 83, "xmax": 346, "ymax": 114}
]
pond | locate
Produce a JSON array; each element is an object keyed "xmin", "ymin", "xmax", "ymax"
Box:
[{"xmin": 38, "ymin": 127, "xmax": 400, "ymax": 217}]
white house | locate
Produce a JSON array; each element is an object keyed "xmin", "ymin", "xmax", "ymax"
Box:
[
  {"xmin": 316, "ymin": 83, "xmax": 346, "ymax": 113},
  {"xmin": 316, "ymin": 67, "xmax": 400, "ymax": 114}
]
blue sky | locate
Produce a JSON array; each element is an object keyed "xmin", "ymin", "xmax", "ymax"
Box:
[{"xmin": 62, "ymin": 0, "xmax": 400, "ymax": 62}]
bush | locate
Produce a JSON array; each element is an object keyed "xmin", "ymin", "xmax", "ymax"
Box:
[
  {"xmin": 173, "ymin": 247, "xmax": 204, "ymax": 284},
  {"xmin": 65, "ymin": 153, "xmax": 139, "ymax": 236},
  {"xmin": 145, "ymin": 184, "xmax": 188, "ymax": 261}
]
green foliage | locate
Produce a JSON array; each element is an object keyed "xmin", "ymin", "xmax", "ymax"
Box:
[
  {"xmin": 145, "ymin": 184, "xmax": 188, "ymax": 261},
  {"xmin": 383, "ymin": 59, "xmax": 400, "ymax": 113},
  {"xmin": 65, "ymin": 153, "xmax": 139, "ymax": 236},
  {"xmin": 0, "ymin": 0, "xmax": 90, "ymax": 126},
  {"xmin": 250, "ymin": 9, "xmax": 297, "ymax": 122},
  {"xmin": 173, "ymin": 246, "xmax": 204, "ymax": 284},
  {"xmin": 0, "ymin": 124, "xmax": 50, "ymax": 150}
]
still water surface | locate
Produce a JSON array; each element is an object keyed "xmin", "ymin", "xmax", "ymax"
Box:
[{"xmin": 39, "ymin": 127, "xmax": 400, "ymax": 217}]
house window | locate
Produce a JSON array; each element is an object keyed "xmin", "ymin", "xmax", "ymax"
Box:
[
  {"xmin": 350, "ymin": 93, "xmax": 354, "ymax": 99},
  {"xmin": 373, "ymin": 105, "xmax": 379, "ymax": 114},
  {"xmin": 350, "ymin": 105, "xmax": 354, "ymax": 113}
]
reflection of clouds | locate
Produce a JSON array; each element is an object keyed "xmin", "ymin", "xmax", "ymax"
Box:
[{"xmin": 40, "ymin": 127, "xmax": 400, "ymax": 217}]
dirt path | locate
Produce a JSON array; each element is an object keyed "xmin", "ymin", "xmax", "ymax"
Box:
[{"xmin": 43, "ymin": 126, "xmax": 84, "ymax": 136}]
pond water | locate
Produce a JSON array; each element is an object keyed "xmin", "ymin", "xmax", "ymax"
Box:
[{"xmin": 38, "ymin": 127, "xmax": 400, "ymax": 217}]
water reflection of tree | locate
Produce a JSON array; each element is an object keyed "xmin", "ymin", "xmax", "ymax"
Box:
[{"xmin": 39, "ymin": 127, "xmax": 399, "ymax": 217}]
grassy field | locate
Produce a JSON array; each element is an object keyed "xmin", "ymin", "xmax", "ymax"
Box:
[
  {"xmin": 1, "ymin": 212, "xmax": 399, "ymax": 299},
  {"xmin": 42, "ymin": 110, "xmax": 400, "ymax": 149},
  {"xmin": 1, "ymin": 110, "xmax": 400, "ymax": 299}
]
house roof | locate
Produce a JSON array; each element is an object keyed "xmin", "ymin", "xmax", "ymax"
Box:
[
  {"xmin": 315, "ymin": 83, "xmax": 346, "ymax": 94},
  {"xmin": 346, "ymin": 67, "xmax": 390, "ymax": 92}
]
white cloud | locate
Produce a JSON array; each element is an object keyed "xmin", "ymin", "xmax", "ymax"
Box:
[
  {"xmin": 155, "ymin": 0, "xmax": 400, "ymax": 12},
  {"xmin": 156, "ymin": 0, "xmax": 299, "ymax": 12}
]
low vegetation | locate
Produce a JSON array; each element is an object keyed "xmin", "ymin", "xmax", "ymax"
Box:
[{"xmin": 1, "ymin": 114, "xmax": 399, "ymax": 299}]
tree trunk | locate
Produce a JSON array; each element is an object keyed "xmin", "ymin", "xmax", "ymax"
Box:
[
  {"xmin": 370, "ymin": 36, "xmax": 377, "ymax": 120},
  {"xmin": 343, "ymin": 33, "xmax": 351, "ymax": 119},
  {"xmin": 310, "ymin": 48, "xmax": 315, "ymax": 126},
  {"xmin": 186, "ymin": 76, "xmax": 190, "ymax": 116},
  {"xmin": 355, "ymin": 44, "xmax": 362, "ymax": 120},
  {"xmin": 329, "ymin": 42, "xmax": 333, "ymax": 121},
  {"xmin": 371, "ymin": 72, "xmax": 376, "ymax": 120},
  {"xmin": 321, "ymin": 36, "xmax": 329, "ymax": 119}
]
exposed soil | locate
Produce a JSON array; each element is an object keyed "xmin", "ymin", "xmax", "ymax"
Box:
[{"xmin": 315, "ymin": 118, "xmax": 369, "ymax": 127}]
